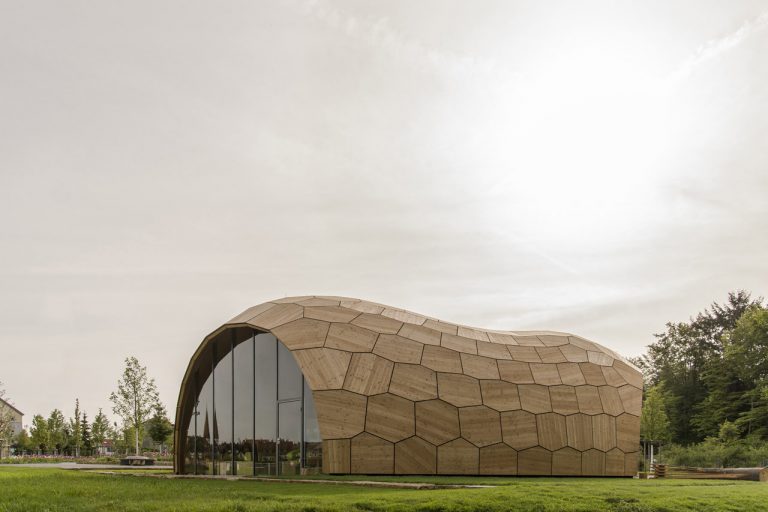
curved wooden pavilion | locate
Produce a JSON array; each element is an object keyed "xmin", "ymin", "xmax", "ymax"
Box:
[{"xmin": 174, "ymin": 296, "xmax": 642, "ymax": 476}]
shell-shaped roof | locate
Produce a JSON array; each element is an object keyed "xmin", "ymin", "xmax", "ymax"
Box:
[{"xmin": 224, "ymin": 295, "xmax": 642, "ymax": 387}]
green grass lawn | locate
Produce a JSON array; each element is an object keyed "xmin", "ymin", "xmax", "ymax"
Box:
[{"xmin": 1, "ymin": 467, "xmax": 767, "ymax": 512}]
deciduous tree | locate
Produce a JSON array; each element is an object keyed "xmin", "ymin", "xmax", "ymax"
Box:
[
  {"xmin": 147, "ymin": 406, "xmax": 173, "ymax": 454},
  {"xmin": 109, "ymin": 357, "xmax": 161, "ymax": 456},
  {"xmin": 30, "ymin": 414, "xmax": 49, "ymax": 453},
  {"xmin": 641, "ymin": 385, "xmax": 671, "ymax": 442},
  {"xmin": 47, "ymin": 409, "xmax": 66, "ymax": 454}
]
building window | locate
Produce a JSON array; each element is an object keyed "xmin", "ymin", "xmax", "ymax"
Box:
[{"xmin": 182, "ymin": 329, "xmax": 321, "ymax": 475}]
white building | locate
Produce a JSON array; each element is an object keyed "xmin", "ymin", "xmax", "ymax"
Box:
[{"xmin": 0, "ymin": 397, "xmax": 23, "ymax": 457}]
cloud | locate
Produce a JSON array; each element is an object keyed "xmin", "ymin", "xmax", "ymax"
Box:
[
  {"xmin": 670, "ymin": 9, "xmax": 768, "ymax": 83},
  {"xmin": 284, "ymin": 0, "xmax": 517, "ymax": 83}
]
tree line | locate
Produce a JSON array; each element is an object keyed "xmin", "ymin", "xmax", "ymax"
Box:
[
  {"xmin": 636, "ymin": 290, "xmax": 768, "ymax": 466},
  {"xmin": 8, "ymin": 357, "xmax": 174, "ymax": 458}
]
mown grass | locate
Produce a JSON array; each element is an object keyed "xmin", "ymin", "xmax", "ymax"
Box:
[{"xmin": 1, "ymin": 467, "xmax": 767, "ymax": 511}]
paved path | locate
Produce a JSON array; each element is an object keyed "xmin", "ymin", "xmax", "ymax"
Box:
[
  {"xmin": 1, "ymin": 464, "xmax": 491, "ymax": 489},
  {"xmin": 96, "ymin": 472, "xmax": 493, "ymax": 489},
  {"xmin": 0, "ymin": 463, "xmax": 172, "ymax": 470}
]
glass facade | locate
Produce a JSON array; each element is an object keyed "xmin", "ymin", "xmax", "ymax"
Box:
[{"xmin": 182, "ymin": 329, "xmax": 322, "ymax": 475}]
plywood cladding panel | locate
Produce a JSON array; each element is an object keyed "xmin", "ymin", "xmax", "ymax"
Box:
[{"xmin": 176, "ymin": 296, "xmax": 642, "ymax": 477}]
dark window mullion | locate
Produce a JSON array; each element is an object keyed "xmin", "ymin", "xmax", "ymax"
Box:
[
  {"xmin": 231, "ymin": 330, "xmax": 236, "ymax": 475},
  {"xmin": 193, "ymin": 374, "xmax": 198, "ymax": 475},
  {"xmin": 211, "ymin": 342, "xmax": 216, "ymax": 475},
  {"xmin": 252, "ymin": 330, "xmax": 256, "ymax": 476}
]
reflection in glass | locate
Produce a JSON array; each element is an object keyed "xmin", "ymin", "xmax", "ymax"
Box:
[
  {"xmin": 182, "ymin": 329, "xmax": 322, "ymax": 475},
  {"xmin": 233, "ymin": 337, "xmax": 254, "ymax": 475},
  {"xmin": 278, "ymin": 401, "xmax": 302, "ymax": 475},
  {"xmin": 254, "ymin": 334, "xmax": 277, "ymax": 475},
  {"xmin": 196, "ymin": 371, "xmax": 214, "ymax": 474},
  {"xmin": 214, "ymin": 343, "xmax": 233, "ymax": 475},
  {"xmin": 303, "ymin": 380, "xmax": 322, "ymax": 469},
  {"xmin": 278, "ymin": 342, "xmax": 302, "ymax": 400}
]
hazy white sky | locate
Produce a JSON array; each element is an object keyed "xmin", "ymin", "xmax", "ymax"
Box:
[{"xmin": 1, "ymin": 1, "xmax": 766, "ymax": 427}]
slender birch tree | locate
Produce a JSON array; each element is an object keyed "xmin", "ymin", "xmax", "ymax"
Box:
[{"xmin": 109, "ymin": 357, "xmax": 161, "ymax": 456}]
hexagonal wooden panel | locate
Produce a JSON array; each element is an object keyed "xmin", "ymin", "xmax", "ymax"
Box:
[
  {"xmin": 395, "ymin": 436, "xmax": 436, "ymax": 474},
  {"xmin": 598, "ymin": 386, "xmax": 624, "ymax": 416},
  {"xmin": 322, "ymin": 439, "xmax": 350, "ymax": 474},
  {"xmin": 373, "ymin": 334, "xmax": 423, "ymax": 363},
  {"xmin": 618, "ymin": 385, "xmax": 642, "ymax": 416},
  {"xmin": 601, "ymin": 366, "xmax": 627, "ymax": 387},
  {"xmin": 389, "ymin": 363, "xmax": 438, "ymax": 401},
  {"xmin": 437, "ymin": 438, "xmax": 479, "ymax": 474},
  {"xmin": 592, "ymin": 414, "xmax": 617, "ymax": 451},
  {"xmin": 580, "ymin": 363, "xmax": 608, "ymax": 386},
  {"xmin": 350, "ymin": 433, "xmax": 394, "ymax": 474},
  {"xmin": 498, "ymin": 361, "xmax": 534, "ymax": 384},
  {"xmin": 272, "ymin": 318, "xmax": 329, "ymax": 350},
  {"xmin": 398, "ymin": 323, "xmax": 441, "ymax": 346},
  {"xmin": 582, "ymin": 448, "xmax": 606, "ymax": 476},
  {"xmin": 460, "ymin": 353, "xmax": 500, "ymax": 379},
  {"xmin": 247, "ymin": 303, "xmax": 302, "ymax": 330},
  {"xmin": 559, "ymin": 344, "xmax": 589, "ymax": 363},
  {"xmin": 479, "ymin": 443, "xmax": 517, "ymax": 475},
  {"xmin": 508, "ymin": 346, "xmax": 542, "ymax": 362},
  {"xmin": 518, "ymin": 384, "xmax": 552, "ymax": 414},
  {"xmin": 415, "ymin": 399, "xmax": 460, "ymax": 445},
  {"xmin": 325, "ymin": 323, "xmax": 378, "ymax": 352},
  {"xmin": 536, "ymin": 413, "xmax": 568, "ymax": 451},
  {"xmin": 351, "ymin": 313, "xmax": 403, "ymax": 334},
  {"xmin": 625, "ymin": 451, "xmax": 639, "ymax": 476},
  {"xmin": 366, "ymin": 393, "xmax": 415, "ymax": 443},
  {"xmin": 459, "ymin": 406, "xmax": 502, "ymax": 447},
  {"xmin": 552, "ymin": 447, "xmax": 581, "ymax": 476},
  {"xmin": 292, "ymin": 348, "xmax": 351, "ymax": 390},
  {"xmin": 550, "ymin": 385, "xmax": 579, "ymax": 415},
  {"xmin": 539, "ymin": 335, "xmax": 568, "ymax": 347},
  {"xmin": 305, "ymin": 306, "xmax": 361, "ymax": 324},
  {"xmin": 501, "ymin": 410, "xmax": 538, "ymax": 450},
  {"xmin": 441, "ymin": 333, "xmax": 478, "ymax": 354},
  {"xmin": 437, "ymin": 373, "xmax": 482, "ymax": 407},
  {"xmin": 518, "ymin": 446, "xmax": 552, "ymax": 475},
  {"xmin": 605, "ymin": 448, "xmax": 625, "ymax": 476},
  {"xmin": 458, "ymin": 326, "xmax": 490, "ymax": 342},
  {"xmin": 479, "ymin": 380, "xmax": 521, "ymax": 411},
  {"xmin": 477, "ymin": 341, "xmax": 513, "ymax": 360},
  {"xmin": 343, "ymin": 353, "xmax": 393, "ymax": 395},
  {"xmin": 617, "ymin": 413, "xmax": 640, "ymax": 452},
  {"xmin": 575, "ymin": 385, "xmax": 604, "ymax": 415},
  {"xmin": 566, "ymin": 413, "xmax": 594, "ymax": 451},
  {"xmin": 421, "ymin": 345, "xmax": 463, "ymax": 373},
  {"xmin": 614, "ymin": 360, "xmax": 644, "ymax": 389},
  {"xmin": 513, "ymin": 335, "xmax": 544, "ymax": 347},
  {"xmin": 423, "ymin": 318, "xmax": 457, "ymax": 335},
  {"xmin": 530, "ymin": 363, "xmax": 562, "ymax": 386},
  {"xmin": 314, "ymin": 390, "xmax": 367, "ymax": 439},
  {"xmin": 536, "ymin": 347, "xmax": 567, "ymax": 363},
  {"xmin": 557, "ymin": 363, "xmax": 587, "ymax": 386}
]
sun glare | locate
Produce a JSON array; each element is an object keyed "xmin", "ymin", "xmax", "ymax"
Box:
[{"xmin": 474, "ymin": 43, "xmax": 678, "ymax": 250}]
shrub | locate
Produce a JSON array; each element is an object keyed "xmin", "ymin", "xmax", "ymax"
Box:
[{"xmin": 659, "ymin": 438, "xmax": 768, "ymax": 467}]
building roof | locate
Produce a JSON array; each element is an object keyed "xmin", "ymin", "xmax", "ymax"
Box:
[{"xmin": 0, "ymin": 397, "xmax": 23, "ymax": 416}]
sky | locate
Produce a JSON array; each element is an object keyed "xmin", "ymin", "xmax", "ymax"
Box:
[{"xmin": 1, "ymin": 0, "xmax": 766, "ymax": 428}]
